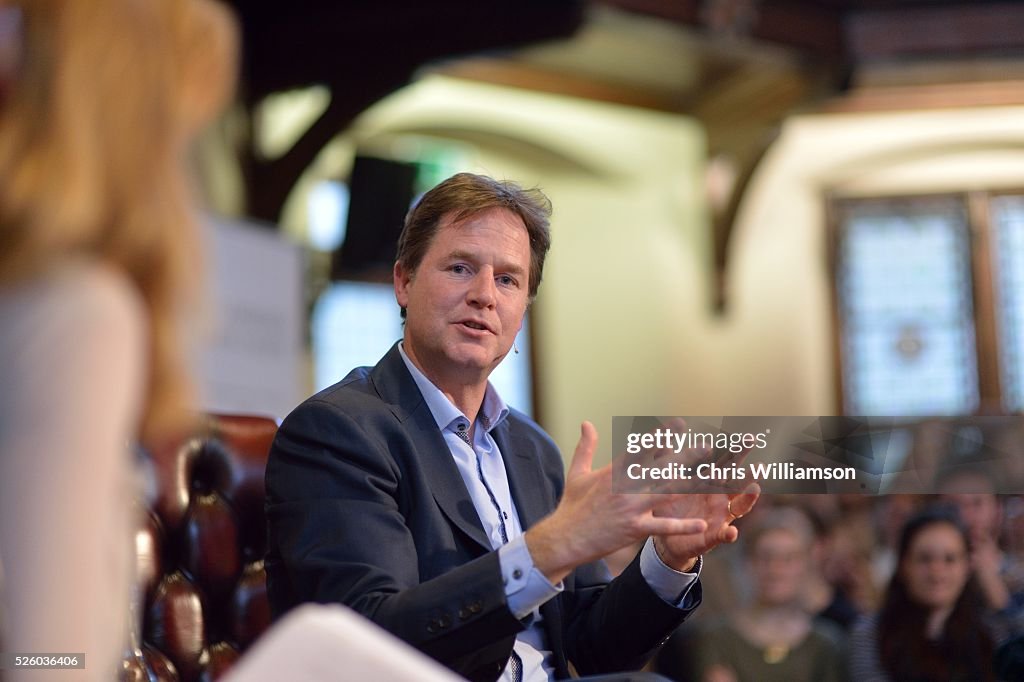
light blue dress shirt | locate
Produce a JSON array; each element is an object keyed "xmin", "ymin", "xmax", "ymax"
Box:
[{"xmin": 398, "ymin": 344, "xmax": 700, "ymax": 681}]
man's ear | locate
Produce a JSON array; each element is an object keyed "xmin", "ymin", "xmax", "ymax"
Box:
[{"xmin": 394, "ymin": 260, "xmax": 411, "ymax": 308}]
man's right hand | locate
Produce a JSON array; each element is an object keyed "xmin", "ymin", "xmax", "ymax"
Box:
[{"xmin": 524, "ymin": 421, "xmax": 709, "ymax": 584}]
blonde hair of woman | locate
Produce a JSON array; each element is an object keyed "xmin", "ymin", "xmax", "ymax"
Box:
[
  {"xmin": 0, "ymin": 0, "xmax": 237, "ymax": 439},
  {"xmin": 0, "ymin": 1, "xmax": 236, "ymax": 679}
]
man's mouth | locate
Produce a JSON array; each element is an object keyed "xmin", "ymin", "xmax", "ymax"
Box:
[{"xmin": 460, "ymin": 320, "xmax": 491, "ymax": 332}]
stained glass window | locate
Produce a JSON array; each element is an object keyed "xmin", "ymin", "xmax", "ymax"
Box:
[
  {"xmin": 992, "ymin": 195, "xmax": 1024, "ymax": 412},
  {"xmin": 834, "ymin": 198, "xmax": 979, "ymax": 415}
]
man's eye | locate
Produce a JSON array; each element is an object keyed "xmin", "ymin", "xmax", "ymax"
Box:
[
  {"xmin": 497, "ymin": 275, "xmax": 517, "ymax": 287},
  {"xmin": 451, "ymin": 264, "xmax": 468, "ymax": 274}
]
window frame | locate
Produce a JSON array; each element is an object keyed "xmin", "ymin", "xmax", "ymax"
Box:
[{"xmin": 826, "ymin": 188, "xmax": 1024, "ymax": 417}]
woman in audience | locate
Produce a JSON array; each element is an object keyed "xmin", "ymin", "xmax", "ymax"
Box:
[
  {"xmin": 848, "ymin": 506, "xmax": 998, "ymax": 682},
  {"xmin": 689, "ymin": 506, "xmax": 846, "ymax": 682},
  {"xmin": 938, "ymin": 464, "xmax": 1024, "ymax": 636},
  {"xmin": 0, "ymin": 0, "xmax": 236, "ymax": 678}
]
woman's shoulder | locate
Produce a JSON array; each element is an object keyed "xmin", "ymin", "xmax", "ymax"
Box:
[
  {"xmin": 36, "ymin": 259, "xmax": 140, "ymax": 309},
  {"xmin": 0, "ymin": 260, "xmax": 147, "ymax": 392},
  {"xmin": 1, "ymin": 259, "xmax": 144, "ymax": 334}
]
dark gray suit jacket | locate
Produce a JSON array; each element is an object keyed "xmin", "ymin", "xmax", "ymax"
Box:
[{"xmin": 265, "ymin": 344, "xmax": 699, "ymax": 681}]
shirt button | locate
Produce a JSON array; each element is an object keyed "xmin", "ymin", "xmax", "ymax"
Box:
[{"xmin": 512, "ymin": 568, "xmax": 523, "ymax": 580}]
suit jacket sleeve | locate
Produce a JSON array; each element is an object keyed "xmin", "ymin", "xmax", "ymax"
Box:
[{"xmin": 559, "ymin": 550, "xmax": 701, "ymax": 675}]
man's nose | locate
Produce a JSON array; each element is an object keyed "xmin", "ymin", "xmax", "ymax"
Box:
[{"xmin": 467, "ymin": 270, "xmax": 497, "ymax": 308}]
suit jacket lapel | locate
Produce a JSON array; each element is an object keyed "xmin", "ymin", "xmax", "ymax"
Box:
[
  {"xmin": 369, "ymin": 344, "xmax": 491, "ymax": 552},
  {"xmin": 493, "ymin": 420, "xmax": 571, "ymax": 677},
  {"xmin": 492, "ymin": 420, "xmax": 550, "ymax": 531},
  {"xmin": 369, "ymin": 345, "xmax": 574, "ymax": 677}
]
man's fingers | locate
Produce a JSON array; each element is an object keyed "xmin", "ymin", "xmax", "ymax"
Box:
[
  {"xmin": 718, "ymin": 525, "xmax": 739, "ymax": 544},
  {"xmin": 567, "ymin": 421, "xmax": 598, "ymax": 480},
  {"xmin": 728, "ymin": 482, "xmax": 761, "ymax": 519},
  {"xmin": 664, "ymin": 416, "xmax": 688, "ymax": 434},
  {"xmin": 643, "ymin": 516, "xmax": 707, "ymax": 537}
]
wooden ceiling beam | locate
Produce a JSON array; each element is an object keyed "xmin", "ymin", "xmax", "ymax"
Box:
[
  {"xmin": 223, "ymin": 0, "xmax": 586, "ymax": 222},
  {"xmin": 848, "ymin": 2, "xmax": 1024, "ymax": 61},
  {"xmin": 227, "ymin": 0, "xmax": 585, "ymax": 101}
]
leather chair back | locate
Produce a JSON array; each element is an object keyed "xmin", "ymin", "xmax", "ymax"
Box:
[{"xmin": 124, "ymin": 414, "xmax": 276, "ymax": 681}]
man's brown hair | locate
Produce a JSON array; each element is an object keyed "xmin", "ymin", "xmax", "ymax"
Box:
[{"xmin": 395, "ymin": 173, "xmax": 552, "ymax": 316}]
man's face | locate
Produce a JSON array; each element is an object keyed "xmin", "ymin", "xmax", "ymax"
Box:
[
  {"xmin": 939, "ymin": 472, "xmax": 1001, "ymax": 541},
  {"xmin": 750, "ymin": 529, "xmax": 810, "ymax": 606},
  {"xmin": 394, "ymin": 207, "xmax": 531, "ymax": 390},
  {"xmin": 944, "ymin": 492, "xmax": 1001, "ymax": 542}
]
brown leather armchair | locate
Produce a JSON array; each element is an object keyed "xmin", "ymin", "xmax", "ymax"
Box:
[{"xmin": 123, "ymin": 414, "xmax": 277, "ymax": 682}]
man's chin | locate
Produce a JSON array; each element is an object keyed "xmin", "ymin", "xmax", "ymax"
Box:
[{"xmin": 446, "ymin": 348, "xmax": 506, "ymax": 375}]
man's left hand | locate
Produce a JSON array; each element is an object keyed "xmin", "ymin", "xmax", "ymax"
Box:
[{"xmin": 651, "ymin": 485, "xmax": 760, "ymax": 572}]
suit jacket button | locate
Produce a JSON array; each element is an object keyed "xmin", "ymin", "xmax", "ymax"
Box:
[
  {"xmin": 458, "ymin": 608, "xmax": 470, "ymax": 620},
  {"xmin": 427, "ymin": 622, "xmax": 438, "ymax": 633},
  {"xmin": 438, "ymin": 614, "xmax": 451, "ymax": 629},
  {"xmin": 469, "ymin": 601, "xmax": 483, "ymax": 614}
]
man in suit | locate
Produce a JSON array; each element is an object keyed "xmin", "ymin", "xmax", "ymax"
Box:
[{"xmin": 265, "ymin": 172, "xmax": 759, "ymax": 681}]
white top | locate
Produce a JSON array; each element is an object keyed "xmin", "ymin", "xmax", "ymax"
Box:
[
  {"xmin": 0, "ymin": 261, "xmax": 145, "ymax": 681},
  {"xmin": 222, "ymin": 604, "xmax": 463, "ymax": 682}
]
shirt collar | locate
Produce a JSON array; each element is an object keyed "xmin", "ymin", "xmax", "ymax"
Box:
[{"xmin": 398, "ymin": 342, "xmax": 510, "ymax": 434}]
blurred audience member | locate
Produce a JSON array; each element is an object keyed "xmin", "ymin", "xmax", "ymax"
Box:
[
  {"xmin": 869, "ymin": 493, "xmax": 922, "ymax": 593},
  {"xmin": 0, "ymin": 0, "xmax": 236, "ymax": 678},
  {"xmin": 938, "ymin": 465, "xmax": 1024, "ymax": 636},
  {"xmin": 849, "ymin": 507, "xmax": 998, "ymax": 682},
  {"xmin": 803, "ymin": 504, "xmax": 865, "ymax": 632},
  {"xmin": 686, "ymin": 507, "xmax": 846, "ymax": 682}
]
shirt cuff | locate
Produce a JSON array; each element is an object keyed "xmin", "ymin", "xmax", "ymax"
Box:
[
  {"xmin": 639, "ymin": 537, "xmax": 702, "ymax": 607},
  {"xmin": 499, "ymin": 535, "xmax": 563, "ymax": 620}
]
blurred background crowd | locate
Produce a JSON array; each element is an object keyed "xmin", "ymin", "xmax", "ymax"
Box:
[{"xmin": 639, "ymin": 427, "xmax": 1024, "ymax": 681}]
